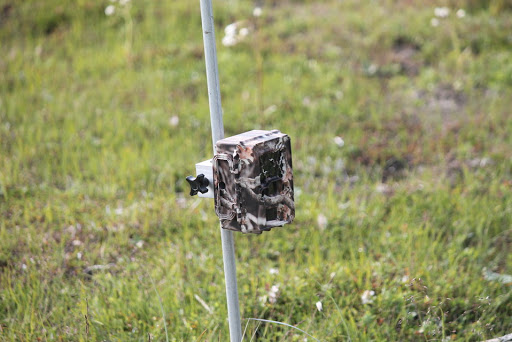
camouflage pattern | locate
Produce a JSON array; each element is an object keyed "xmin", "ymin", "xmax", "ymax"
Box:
[{"xmin": 213, "ymin": 130, "xmax": 294, "ymax": 234}]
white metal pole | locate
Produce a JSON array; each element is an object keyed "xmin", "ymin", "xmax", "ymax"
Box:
[{"xmin": 199, "ymin": 1, "xmax": 242, "ymax": 341}]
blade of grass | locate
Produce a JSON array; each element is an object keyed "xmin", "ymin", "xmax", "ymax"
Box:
[
  {"xmin": 245, "ymin": 318, "xmax": 321, "ymax": 342},
  {"xmin": 149, "ymin": 274, "xmax": 169, "ymax": 342}
]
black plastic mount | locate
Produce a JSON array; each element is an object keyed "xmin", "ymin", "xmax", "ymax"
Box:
[{"xmin": 186, "ymin": 174, "xmax": 209, "ymax": 196}]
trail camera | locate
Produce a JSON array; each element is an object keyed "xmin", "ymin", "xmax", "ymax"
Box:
[{"xmin": 187, "ymin": 130, "xmax": 294, "ymax": 234}]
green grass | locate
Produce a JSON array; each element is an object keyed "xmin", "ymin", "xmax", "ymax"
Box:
[{"xmin": 1, "ymin": 0, "xmax": 511, "ymax": 341}]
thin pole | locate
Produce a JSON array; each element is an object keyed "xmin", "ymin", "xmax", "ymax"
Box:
[{"xmin": 199, "ymin": 1, "xmax": 242, "ymax": 341}]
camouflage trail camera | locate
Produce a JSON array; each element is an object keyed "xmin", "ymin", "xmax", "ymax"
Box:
[
  {"xmin": 214, "ymin": 130, "xmax": 294, "ymax": 234},
  {"xmin": 187, "ymin": 130, "xmax": 294, "ymax": 234}
]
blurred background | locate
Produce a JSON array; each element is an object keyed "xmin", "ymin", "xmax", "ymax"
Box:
[{"xmin": 1, "ymin": 0, "xmax": 511, "ymax": 341}]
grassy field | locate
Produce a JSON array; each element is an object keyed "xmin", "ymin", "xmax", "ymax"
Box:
[{"xmin": 1, "ymin": 0, "xmax": 511, "ymax": 341}]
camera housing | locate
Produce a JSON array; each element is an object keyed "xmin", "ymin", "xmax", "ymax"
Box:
[{"xmin": 213, "ymin": 130, "xmax": 294, "ymax": 234}]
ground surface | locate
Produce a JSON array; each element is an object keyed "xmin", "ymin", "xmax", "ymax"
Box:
[{"xmin": 1, "ymin": 0, "xmax": 511, "ymax": 341}]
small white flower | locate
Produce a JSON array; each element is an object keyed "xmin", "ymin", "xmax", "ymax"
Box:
[
  {"xmin": 169, "ymin": 115, "xmax": 179, "ymax": 127},
  {"xmin": 333, "ymin": 136, "xmax": 344, "ymax": 147},
  {"xmin": 77, "ymin": 252, "xmax": 82, "ymax": 260},
  {"xmin": 253, "ymin": 7, "xmax": 262, "ymax": 17},
  {"xmin": 239, "ymin": 27, "xmax": 249, "ymax": 37},
  {"xmin": 268, "ymin": 285, "xmax": 279, "ymax": 304},
  {"xmin": 430, "ymin": 18, "xmax": 440, "ymax": 27},
  {"xmin": 222, "ymin": 22, "xmax": 250, "ymax": 47},
  {"xmin": 456, "ymin": 9, "xmax": 466, "ymax": 18},
  {"xmin": 367, "ymin": 63, "xmax": 378, "ymax": 75},
  {"xmin": 434, "ymin": 7, "xmax": 450, "ymax": 18},
  {"xmin": 222, "ymin": 35, "xmax": 238, "ymax": 47},
  {"xmin": 224, "ymin": 22, "xmax": 238, "ymax": 36},
  {"xmin": 317, "ymin": 214, "xmax": 328, "ymax": 230},
  {"xmin": 316, "ymin": 301, "xmax": 323, "ymax": 312},
  {"xmin": 376, "ymin": 183, "xmax": 390, "ymax": 193},
  {"xmin": 136, "ymin": 240, "xmax": 144, "ymax": 248},
  {"xmin": 22, "ymin": 264, "xmax": 27, "ymax": 270},
  {"xmin": 361, "ymin": 290, "xmax": 375, "ymax": 304},
  {"xmin": 119, "ymin": 0, "xmax": 130, "ymax": 6},
  {"xmin": 105, "ymin": 5, "xmax": 115, "ymax": 16},
  {"xmin": 269, "ymin": 268, "xmax": 279, "ymax": 275}
]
